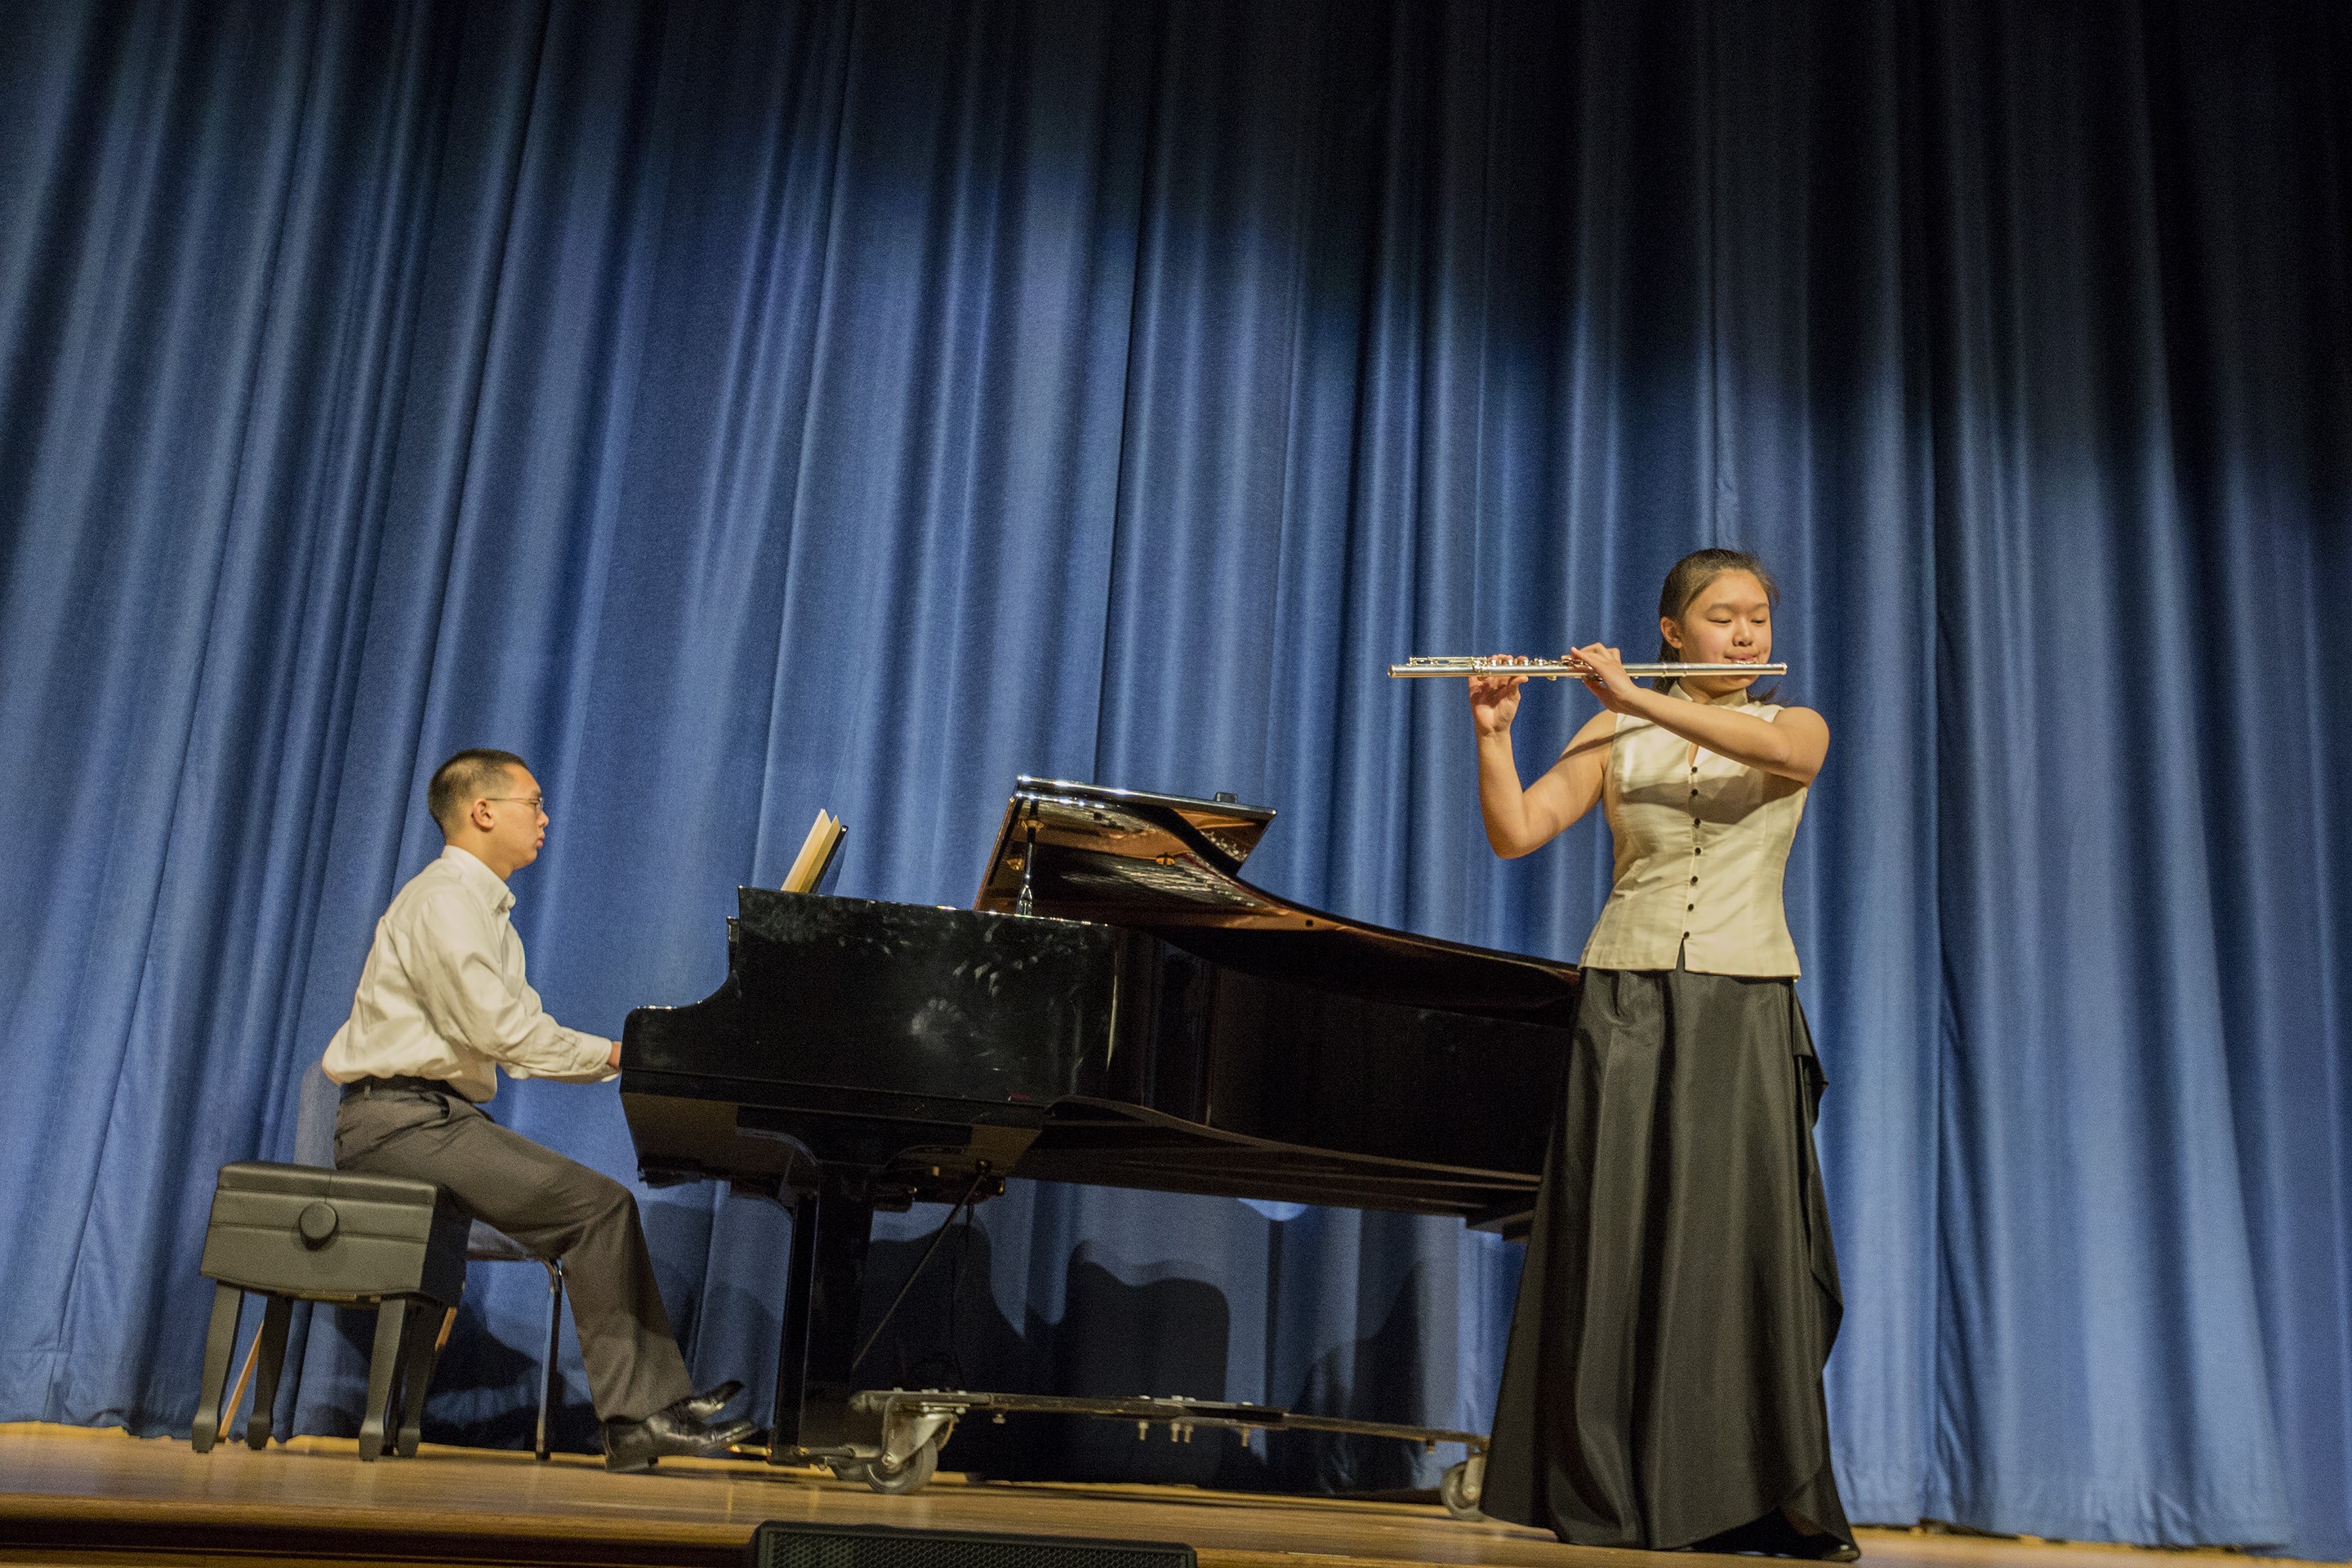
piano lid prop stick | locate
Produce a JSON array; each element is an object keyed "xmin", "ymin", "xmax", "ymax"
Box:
[
  {"xmin": 1389, "ymin": 657, "xmax": 1788, "ymax": 680},
  {"xmin": 1014, "ymin": 817, "xmax": 1038, "ymax": 918}
]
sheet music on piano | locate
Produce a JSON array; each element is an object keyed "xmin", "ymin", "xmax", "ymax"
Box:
[{"xmin": 781, "ymin": 808, "xmax": 844, "ymax": 894}]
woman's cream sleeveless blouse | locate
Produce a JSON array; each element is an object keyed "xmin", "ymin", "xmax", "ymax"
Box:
[{"xmin": 1578, "ymin": 684, "xmax": 1807, "ymax": 977}]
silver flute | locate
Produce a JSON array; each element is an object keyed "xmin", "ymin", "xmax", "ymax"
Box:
[{"xmin": 1388, "ymin": 657, "xmax": 1788, "ymax": 679}]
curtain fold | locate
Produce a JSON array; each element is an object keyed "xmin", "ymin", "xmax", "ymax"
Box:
[{"xmin": 2, "ymin": 0, "xmax": 2346, "ymax": 1553}]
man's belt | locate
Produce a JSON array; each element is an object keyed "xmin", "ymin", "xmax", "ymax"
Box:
[{"xmin": 340, "ymin": 1074, "xmax": 463, "ymax": 1102}]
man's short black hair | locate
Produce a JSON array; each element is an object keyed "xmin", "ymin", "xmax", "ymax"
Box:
[{"xmin": 428, "ymin": 749, "xmax": 530, "ymax": 835}]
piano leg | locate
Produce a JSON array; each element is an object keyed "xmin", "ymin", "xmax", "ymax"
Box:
[{"xmin": 769, "ymin": 1172, "xmax": 875, "ymax": 1459}]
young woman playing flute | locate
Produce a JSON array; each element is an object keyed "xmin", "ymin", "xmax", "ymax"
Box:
[{"xmin": 1473, "ymin": 548, "xmax": 1856, "ymax": 1560}]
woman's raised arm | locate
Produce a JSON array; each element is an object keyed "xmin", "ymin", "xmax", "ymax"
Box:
[
  {"xmin": 1477, "ymin": 671, "xmax": 1616, "ymax": 857},
  {"xmin": 1569, "ymin": 644, "xmax": 1828, "ymax": 784}
]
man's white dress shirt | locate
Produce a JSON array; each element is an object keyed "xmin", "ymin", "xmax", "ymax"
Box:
[{"xmin": 322, "ymin": 844, "xmax": 616, "ymax": 1102}]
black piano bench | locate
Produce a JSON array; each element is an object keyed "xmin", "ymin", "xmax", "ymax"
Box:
[{"xmin": 189, "ymin": 1162, "xmax": 470, "ymax": 1462}]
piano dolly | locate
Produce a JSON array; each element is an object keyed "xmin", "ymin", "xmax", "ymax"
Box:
[{"xmin": 739, "ymin": 1388, "xmax": 1489, "ymax": 1519}]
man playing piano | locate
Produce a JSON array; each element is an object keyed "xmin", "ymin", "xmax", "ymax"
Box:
[{"xmin": 322, "ymin": 749, "xmax": 753, "ymax": 1472}]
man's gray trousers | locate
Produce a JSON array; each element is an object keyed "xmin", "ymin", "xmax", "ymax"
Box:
[{"xmin": 334, "ymin": 1086, "xmax": 696, "ymax": 1425}]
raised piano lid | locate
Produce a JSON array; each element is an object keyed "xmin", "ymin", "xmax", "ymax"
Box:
[
  {"xmin": 974, "ymin": 776, "xmax": 1578, "ymax": 1024},
  {"xmin": 978, "ymin": 775, "xmax": 1276, "ymax": 874}
]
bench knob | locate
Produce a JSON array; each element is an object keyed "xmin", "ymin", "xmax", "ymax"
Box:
[{"xmin": 298, "ymin": 1201, "xmax": 339, "ymax": 1247}]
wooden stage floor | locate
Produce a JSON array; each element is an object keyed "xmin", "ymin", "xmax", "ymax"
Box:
[{"xmin": 0, "ymin": 1424, "xmax": 2305, "ymax": 1568}]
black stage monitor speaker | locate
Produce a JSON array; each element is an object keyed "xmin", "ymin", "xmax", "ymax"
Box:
[{"xmin": 746, "ymin": 1521, "xmax": 1197, "ymax": 1568}]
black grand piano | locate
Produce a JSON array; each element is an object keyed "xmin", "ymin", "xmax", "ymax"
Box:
[{"xmin": 620, "ymin": 777, "xmax": 1576, "ymax": 1475}]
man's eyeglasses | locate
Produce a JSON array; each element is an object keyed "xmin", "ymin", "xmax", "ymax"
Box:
[{"xmin": 483, "ymin": 795, "xmax": 548, "ymax": 813}]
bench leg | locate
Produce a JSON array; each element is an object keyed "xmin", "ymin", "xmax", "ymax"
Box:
[
  {"xmin": 536, "ymin": 1263, "xmax": 564, "ymax": 1462},
  {"xmin": 243, "ymin": 1295, "xmax": 294, "ymax": 1450},
  {"xmin": 358, "ymin": 1298, "xmax": 408, "ymax": 1462},
  {"xmin": 394, "ymin": 1299, "xmax": 443, "ymax": 1459},
  {"xmin": 190, "ymin": 1284, "xmax": 244, "ymax": 1454}
]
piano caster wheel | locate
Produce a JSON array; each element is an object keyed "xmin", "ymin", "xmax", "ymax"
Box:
[
  {"xmin": 1440, "ymin": 1454, "xmax": 1485, "ymax": 1520},
  {"xmin": 850, "ymin": 1437, "xmax": 939, "ymax": 1495}
]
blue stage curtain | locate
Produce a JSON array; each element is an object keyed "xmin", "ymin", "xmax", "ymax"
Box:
[{"xmin": 2, "ymin": 0, "xmax": 2347, "ymax": 1552}]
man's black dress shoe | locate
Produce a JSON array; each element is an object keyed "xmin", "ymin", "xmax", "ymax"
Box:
[
  {"xmin": 676, "ymin": 1380, "xmax": 744, "ymax": 1424},
  {"xmin": 604, "ymin": 1403, "xmax": 759, "ymax": 1473}
]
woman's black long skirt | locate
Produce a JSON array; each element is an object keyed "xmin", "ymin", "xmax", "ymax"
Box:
[{"xmin": 1481, "ymin": 965, "xmax": 1854, "ymax": 1552}]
